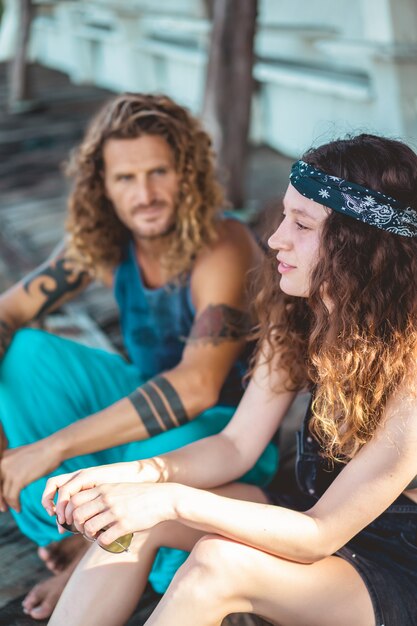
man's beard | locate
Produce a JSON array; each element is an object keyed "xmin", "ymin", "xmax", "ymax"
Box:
[
  {"xmin": 135, "ymin": 221, "xmax": 176, "ymax": 241},
  {"xmin": 131, "ymin": 199, "xmax": 177, "ymax": 241}
]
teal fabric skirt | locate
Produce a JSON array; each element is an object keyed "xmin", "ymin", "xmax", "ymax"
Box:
[{"xmin": 0, "ymin": 328, "xmax": 278, "ymax": 593}]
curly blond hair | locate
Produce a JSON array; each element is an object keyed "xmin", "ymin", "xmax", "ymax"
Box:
[
  {"xmin": 253, "ymin": 134, "xmax": 417, "ymax": 462},
  {"xmin": 65, "ymin": 93, "xmax": 224, "ymax": 278}
]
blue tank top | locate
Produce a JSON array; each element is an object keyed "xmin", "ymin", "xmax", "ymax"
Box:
[{"xmin": 113, "ymin": 241, "xmax": 248, "ymax": 406}]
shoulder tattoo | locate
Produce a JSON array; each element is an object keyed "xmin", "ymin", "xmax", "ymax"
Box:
[
  {"xmin": 129, "ymin": 375, "xmax": 188, "ymax": 437},
  {"xmin": 188, "ymin": 304, "xmax": 251, "ymax": 346},
  {"xmin": 23, "ymin": 257, "xmax": 89, "ymax": 318}
]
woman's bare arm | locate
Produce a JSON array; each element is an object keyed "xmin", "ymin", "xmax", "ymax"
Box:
[{"xmin": 47, "ymin": 373, "xmax": 417, "ymax": 565}]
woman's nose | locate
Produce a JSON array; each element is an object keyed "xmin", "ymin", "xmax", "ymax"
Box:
[{"xmin": 267, "ymin": 220, "xmax": 290, "ymax": 251}]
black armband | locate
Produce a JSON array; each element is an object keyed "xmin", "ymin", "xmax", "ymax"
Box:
[{"xmin": 128, "ymin": 375, "xmax": 188, "ymax": 437}]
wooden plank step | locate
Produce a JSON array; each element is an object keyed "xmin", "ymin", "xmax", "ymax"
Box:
[
  {"xmin": 0, "ymin": 512, "xmax": 48, "ymax": 612},
  {"xmin": 45, "ymin": 304, "xmax": 118, "ymax": 353}
]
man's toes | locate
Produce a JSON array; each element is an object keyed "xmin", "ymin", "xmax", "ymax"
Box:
[
  {"xmin": 22, "ymin": 583, "xmax": 46, "ymax": 615},
  {"xmin": 37, "ymin": 547, "xmax": 51, "ymax": 569},
  {"xmin": 38, "ymin": 545, "xmax": 54, "ymax": 566},
  {"xmin": 22, "ymin": 578, "xmax": 63, "ymax": 621},
  {"xmin": 37, "ymin": 546, "xmax": 51, "ymax": 562},
  {"xmin": 37, "ymin": 544, "xmax": 63, "ymax": 573},
  {"xmin": 26, "ymin": 598, "xmax": 56, "ymax": 620},
  {"xmin": 38, "ymin": 535, "xmax": 86, "ymax": 574}
]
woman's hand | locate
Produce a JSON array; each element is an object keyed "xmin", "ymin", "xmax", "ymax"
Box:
[
  {"xmin": 62, "ymin": 482, "xmax": 179, "ymax": 548},
  {"xmin": 0, "ymin": 440, "xmax": 62, "ymax": 512},
  {"xmin": 42, "ymin": 458, "xmax": 167, "ymax": 521}
]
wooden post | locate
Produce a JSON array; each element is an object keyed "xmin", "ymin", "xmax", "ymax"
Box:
[
  {"xmin": 8, "ymin": 0, "xmax": 34, "ymax": 112},
  {"xmin": 203, "ymin": 0, "xmax": 258, "ymax": 208}
]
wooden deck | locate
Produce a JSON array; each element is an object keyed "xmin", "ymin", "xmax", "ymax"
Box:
[{"xmin": 0, "ymin": 62, "xmax": 298, "ymax": 625}]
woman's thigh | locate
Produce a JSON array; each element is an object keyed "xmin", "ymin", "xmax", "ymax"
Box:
[{"xmin": 191, "ymin": 535, "xmax": 375, "ymax": 626}]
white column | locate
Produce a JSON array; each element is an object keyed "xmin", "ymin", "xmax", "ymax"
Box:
[
  {"xmin": 362, "ymin": 0, "xmax": 417, "ymax": 142},
  {"xmin": 0, "ymin": 0, "xmax": 20, "ymax": 61}
]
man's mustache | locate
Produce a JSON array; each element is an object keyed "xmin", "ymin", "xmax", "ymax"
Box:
[{"xmin": 131, "ymin": 200, "xmax": 167, "ymax": 212}]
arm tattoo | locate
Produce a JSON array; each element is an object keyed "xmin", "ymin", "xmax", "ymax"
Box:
[
  {"xmin": 187, "ymin": 304, "xmax": 251, "ymax": 346},
  {"xmin": 0, "ymin": 320, "xmax": 13, "ymax": 358},
  {"xmin": 23, "ymin": 258, "xmax": 89, "ymax": 319},
  {"xmin": 128, "ymin": 375, "xmax": 188, "ymax": 437}
]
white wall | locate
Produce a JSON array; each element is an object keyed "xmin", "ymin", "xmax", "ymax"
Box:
[{"xmin": 1, "ymin": 0, "xmax": 417, "ymax": 156}]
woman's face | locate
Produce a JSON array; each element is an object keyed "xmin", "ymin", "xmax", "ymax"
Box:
[{"xmin": 268, "ymin": 183, "xmax": 328, "ymax": 298}]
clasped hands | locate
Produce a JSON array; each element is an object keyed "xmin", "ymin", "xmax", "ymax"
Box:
[{"xmin": 41, "ymin": 462, "xmax": 178, "ymax": 551}]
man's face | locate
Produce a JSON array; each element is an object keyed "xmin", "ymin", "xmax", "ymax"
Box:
[{"xmin": 103, "ymin": 134, "xmax": 180, "ymax": 240}]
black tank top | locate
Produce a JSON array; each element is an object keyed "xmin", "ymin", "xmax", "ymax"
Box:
[{"xmin": 295, "ymin": 394, "xmax": 343, "ymax": 499}]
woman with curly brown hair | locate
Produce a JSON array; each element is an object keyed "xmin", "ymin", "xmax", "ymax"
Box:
[
  {"xmin": 45, "ymin": 134, "xmax": 417, "ymax": 626},
  {"xmin": 0, "ymin": 93, "xmax": 277, "ymax": 619}
]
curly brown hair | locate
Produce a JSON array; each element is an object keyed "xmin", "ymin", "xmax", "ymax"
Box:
[
  {"xmin": 254, "ymin": 134, "xmax": 417, "ymax": 462},
  {"xmin": 65, "ymin": 93, "xmax": 224, "ymax": 277}
]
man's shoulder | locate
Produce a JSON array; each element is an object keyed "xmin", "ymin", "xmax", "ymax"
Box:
[
  {"xmin": 198, "ymin": 217, "xmax": 258, "ymax": 264},
  {"xmin": 190, "ymin": 217, "xmax": 260, "ymax": 293},
  {"xmin": 216, "ymin": 216, "xmax": 254, "ymax": 242}
]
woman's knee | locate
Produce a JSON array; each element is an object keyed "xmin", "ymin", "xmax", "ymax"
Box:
[
  {"xmin": 165, "ymin": 535, "xmax": 255, "ymax": 620},
  {"xmin": 185, "ymin": 535, "xmax": 249, "ymax": 593}
]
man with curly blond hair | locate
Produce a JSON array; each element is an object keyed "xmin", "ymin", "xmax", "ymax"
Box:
[{"xmin": 0, "ymin": 93, "xmax": 277, "ymax": 620}]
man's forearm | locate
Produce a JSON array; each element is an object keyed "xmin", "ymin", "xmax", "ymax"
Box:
[
  {"xmin": 50, "ymin": 395, "xmax": 150, "ymax": 460},
  {"xmin": 49, "ymin": 375, "xmax": 190, "ymax": 461}
]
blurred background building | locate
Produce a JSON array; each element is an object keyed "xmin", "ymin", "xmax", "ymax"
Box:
[{"xmin": 1, "ymin": 0, "xmax": 417, "ymax": 158}]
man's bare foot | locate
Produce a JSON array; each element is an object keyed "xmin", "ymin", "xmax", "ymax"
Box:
[
  {"xmin": 37, "ymin": 533, "xmax": 86, "ymax": 573},
  {"xmin": 22, "ymin": 541, "xmax": 88, "ymax": 620},
  {"xmin": 21, "ymin": 569, "xmax": 71, "ymax": 621}
]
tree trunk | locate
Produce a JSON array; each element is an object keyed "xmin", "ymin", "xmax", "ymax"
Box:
[
  {"xmin": 8, "ymin": 0, "xmax": 34, "ymax": 112},
  {"xmin": 203, "ymin": 0, "xmax": 258, "ymax": 208}
]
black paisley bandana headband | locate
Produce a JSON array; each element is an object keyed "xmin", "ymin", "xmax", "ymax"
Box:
[{"xmin": 290, "ymin": 160, "xmax": 417, "ymax": 238}]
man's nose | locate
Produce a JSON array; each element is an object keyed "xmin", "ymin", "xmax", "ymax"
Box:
[{"xmin": 133, "ymin": 180, "xmax": 153, "ymax": 206}]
